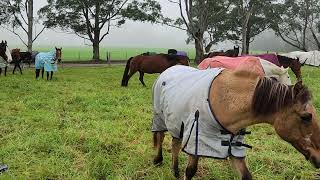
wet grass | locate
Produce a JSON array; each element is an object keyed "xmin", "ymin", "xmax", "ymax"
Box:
[{"xmin": 0, "ymin": 65, "xmax": 319, "ymax": 179}]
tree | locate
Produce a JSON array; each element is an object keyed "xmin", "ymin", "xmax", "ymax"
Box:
[
  {"xmin": 39, "ymin": 0, "xmax": 161, "ymax": 60},
  {"xmin": 226, "ymin": 0, "xmax": 275, "ymax": 54},
  {"xmin": 0, "ymin": 0, "xmax": 45, "ymax": 52},
  {"xmin": 164, "ymin": 0, "xmax": 232, "ymax": 63},
  {"xmin": 270, "ymin": 0, "xmax": 320, "ymax": 51}
]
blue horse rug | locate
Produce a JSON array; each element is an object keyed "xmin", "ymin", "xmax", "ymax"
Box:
[
  {"xmin": 35, "ymin": 51, "xmax": 57, "ymax": 72},
  {"xmin": 152, "ymin": 65, "xmax": 248, "ymax": 158}
]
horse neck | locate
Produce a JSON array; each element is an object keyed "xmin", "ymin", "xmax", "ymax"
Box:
[{"xmin": 209, "ymin": 70, "xmax": 275, "ymax": 134}]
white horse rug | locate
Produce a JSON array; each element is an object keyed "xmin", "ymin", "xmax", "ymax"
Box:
[{"xmin": 152, "ymin": 65, "xmax": 249, "ymax": 158}]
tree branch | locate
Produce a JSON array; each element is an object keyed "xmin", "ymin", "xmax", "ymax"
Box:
[
  {"xmin": 1, "ymin": 25, "xmax": 28, "ymax": 46},
  {"xmin": 32, "ymin": 26, "xmax": 46, "ymax": 42}
]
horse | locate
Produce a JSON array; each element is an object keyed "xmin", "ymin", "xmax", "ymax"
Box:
[
  {"xmin": 152, "ymin": 65, "xmax": 320, "ymax": 179},
  {"xmin": 281, "ymin": 51, "xmax": 320, "ymax": 67},
  {"xmin": 35, "ymin": 47, "xmax": 62, "ymax": 80},
  {"xmin": 121, "ymin": 54, "xmax": 189, "ymax": 87},
  {"xmin": 19, "ymin": 51, "xmax": 33, "ymax": 67},
  {"xmin": 198, "ymin": 56, "xmax": 292, "ymax": 85},
  {"xmin": 225, "ymin": 46, "xmax": 240, "ymax": 57},
  {"xmin": 11, "ymin": 48, "xmax": 22, "ymax": 75},
  {"xmin": 0, "ymin": 41, "xmax": 13, "ymax": 76},
  {"xmin": 250, "ymin": 54, "xmax": 302, "ymax": 81}
]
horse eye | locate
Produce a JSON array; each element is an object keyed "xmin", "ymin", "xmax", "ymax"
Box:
[{"xmin": 300, "ymin": 113, "xmax": 312, "ymax": 123}]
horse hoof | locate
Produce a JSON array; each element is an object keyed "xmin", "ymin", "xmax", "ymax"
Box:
[
  {"xmin": 153, "ymin": 156, "xmax": 163, "ymax": 165},
  {"xmin": 172, "ymin": 169, "xmax": 180, "ymax": 178}
]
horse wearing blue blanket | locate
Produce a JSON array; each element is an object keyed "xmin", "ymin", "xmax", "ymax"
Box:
[{"xmin": 35, "ymin": 47, "xmax": 62, "ymax": 80}]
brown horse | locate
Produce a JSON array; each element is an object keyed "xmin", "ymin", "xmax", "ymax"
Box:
[
  {"xmin": 152, "ymin": 66, "xmax": 320, "ymax": 179},
  {"xmin": 121, "ymin": 54, "xmax": 189, "ymax": 87},
  {"xmin": 11, "ymin": 48, "xmax": 22, "ymax": 75},
  {"xmin": 206, "ymin": 46, "xmax": 240, "ymax": 59},
  {"xmin": 277, "ymin": 55, "xmax": 303, "ymax": 81}
]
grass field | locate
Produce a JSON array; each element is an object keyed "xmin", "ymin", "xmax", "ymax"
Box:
[
  {"xmin": 30, "ymin": 47, "xmax": 196, "ymax": 62},
  {"xmin": 0, "ymin": 65, "xmax": 319, "ymax": 179},
  {"xmin": 29, "ymin": 46, "xmax": 272, "ymax": 62}
]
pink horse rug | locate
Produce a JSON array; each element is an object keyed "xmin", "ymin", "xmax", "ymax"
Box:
[{"xmin": 198, "ymin": 56, "xmax": 264, "ymax": 76}]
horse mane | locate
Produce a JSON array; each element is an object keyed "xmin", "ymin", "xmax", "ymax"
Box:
[{"xmin": 251, "ymin": 77, "xmax": 311, "ymax": 116}]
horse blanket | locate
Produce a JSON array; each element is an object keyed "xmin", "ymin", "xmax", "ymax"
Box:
[
  {"xmin": 198, "ymin": 56, "xmax": 292, "ymax": 85},
  {"xmin": 198, "ymin": 56, "xmax": 264, "ymax": 75},
  {"xmin": 177, "ymin": 51, "xmax": 188, "ymax": 57},
  {"xmin": 35, "ymin": 51, "xmax": 57, "ymax": 72},
  {"xmin": 152, "ymin": 65, "xmax": 247, "ymax": 158},
  {"xmin": 282, "ymin": 51, "xmax": 320, "ymax": 67},
  {"xmin": 249, "ymin": 54, "xmax": 280, "ymax": 67}
]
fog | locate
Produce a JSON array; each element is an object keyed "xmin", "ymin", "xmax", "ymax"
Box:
[{"xmin": 0, "ymin": 0, "xmax": 293, "ymax": 52}]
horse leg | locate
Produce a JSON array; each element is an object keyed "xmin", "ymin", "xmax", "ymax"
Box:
[
  {"xmin": 18, "ymin": 64, "xmax": 22, "ymax": 75},
  {"xmin": 185, "ymin": 155, "xmax": 199, "ymax": 180},
  {"xmin": 35, "ymin": 69, "xmax": 40, "ymax": 79},
  {"xmin": 0, "ymin": 68, "xmax": 2, "ymax": 76},
  {"xmin": 153, "ymin": 131, "xmax": 165, "ymax": 165},
  {"xmin": 46, "ymin": 72, "xmax": 49, "ymax": 80},
  {"xmin": 172, "ymin": 137, "xmax": 182, "ymax": 178},
  {"xmin": 126, "ymin": 70, "xmax": 137, "ymax": 86},
  {"xmin": 230, "ymin": 157, "xmax": 252, "ymax": 180},
  {"xmin": 13, "ymin": 65, "xmax": 16, "ymax": 74},
  {"xmin": 41, "ymin": 68, "xmax": 44, "ymax": 79},
  {"xmin": 50, "ymin": 72, "xmax": 53, "ymax": 80},
  {"xmin": 139, "ymin": 71, "xmax": 146, "ymax": 86},
  {"xmin": 4, "ymin": 66, "xmax": 7, "ymax": 76}
]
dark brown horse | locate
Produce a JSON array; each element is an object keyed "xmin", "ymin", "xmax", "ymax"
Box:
[
  {"xmin": 11, "ymin": 48, "xmax": 22, "ymax": 75},
  {"xmin": 224, "ymin": 46, "xmax": 240, "ymax": 57},
  {"xmin": 121, "ymin": 54, "xmax": 189, "ymax": 87},
  {"xmin": 206, "ymin": 46, "xmax": 240, "ymax": 59},
  {"xmin": 0, "ymin": 40, "xmax": 11, "ymax": 76},
  {"xmin": 277, "ymin": 55, "xmax": 303, "ymax": 81}
]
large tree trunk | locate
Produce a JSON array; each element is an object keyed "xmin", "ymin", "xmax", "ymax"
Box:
[
  {"xmin": 92, "ymin": 39, "xmax": 100, "ymax": 61},
  {"xmin": 241, "ymin": 10, "xmax": 251, "ymax": 55},
  {"xmin": 27, "ymin": 0, "xmax": 33, "ymax": 52},
  {"xmin": 194, "ymin": 32, "xmax": 204, "ymax": 64}
]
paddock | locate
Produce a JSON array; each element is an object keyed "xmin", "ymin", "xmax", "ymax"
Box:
[{"xmin": 0, "ymin": 66, "xmax": 319, "ymax": 179}]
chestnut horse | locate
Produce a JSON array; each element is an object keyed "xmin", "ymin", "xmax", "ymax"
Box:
[
  {"xmin": 121, "ymin": 54, "xmax": 189, "ymax": 87},
  {"xmin": 11, "ymin": 48, "xmax": 22, "ymax": 75},
  {"xmin": 152, "ymin": 65, "xmax": 319, "ymax": 179}
]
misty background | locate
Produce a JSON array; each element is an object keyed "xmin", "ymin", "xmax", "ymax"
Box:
[{"xmin": 0, "ymin": 0, "xmax": 294, "ymax": 52}]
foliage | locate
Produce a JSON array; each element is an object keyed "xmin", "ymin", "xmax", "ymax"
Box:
[
  {"xmin": 39, "ymin": 0, "xmax": 161, "ymax": 44},
  {"xmin": 270, "ymin": 0, "xmax": 320, "ymax": 51},
  {"xmin": 0, "ymin": 66, "xmax": 319, "ymax": 179},
  {"xmin": 0, "ymin": 0, "xmax": 45, "ymax": 49}
]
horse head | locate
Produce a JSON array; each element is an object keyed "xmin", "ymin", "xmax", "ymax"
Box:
[
  {"xmin": 0, "ymin": 41, "xmax": 8, "ymax": 61},
  {"xmin": 267, "ymin": 81, "xmax": 320, "ymax": 168},
  {"xmin": 55, "ymin": 47, "xmax": 62, "ymax": 62},
  {"xmin": 270, "ymin": 66, "xmax": 292, "ymax": 85}
]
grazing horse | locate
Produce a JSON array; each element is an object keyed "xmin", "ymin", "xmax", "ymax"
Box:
[
  {"xmin": 250, "ymin": 54, "xmax": 302, "ymax": 81},
  {"xmin": 0, "ymin": 41, "xmax": 13, "ymax": 76},
  {"xmin": 198, "ymin": 56, "xmax": 292, "ymax": 85},
  {"xmin": 11, "ymin": 48, "xmax": 22, "ymax": 75},
  {"xmin": 35, "ymin": 47, "xmax": 62, "ymax": 80},
  {"xmin": 19, "ymin": 51, "xmax": 33, "ymax": 67},
  {"xmin": 152, "ymin": 65, "xmax": 320, "ymax": 179},
  {"xmin": 121, "ymin": 54, "xmax": 189, "ymax": 87}
]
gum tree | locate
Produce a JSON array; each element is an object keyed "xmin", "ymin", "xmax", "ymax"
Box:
[{"xmin": 39, "ymin": 0, "xmax": 162, "ymax": 60}]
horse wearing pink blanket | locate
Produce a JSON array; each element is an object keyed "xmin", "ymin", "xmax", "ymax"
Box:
[{"xmin": 198, "ymin": 56, "xmax": 292, "ymax": 85}]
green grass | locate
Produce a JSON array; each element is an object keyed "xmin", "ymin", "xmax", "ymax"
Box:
[{"xmin": 0, "ymin": 65, "xmax": 319, "ymax": 179}]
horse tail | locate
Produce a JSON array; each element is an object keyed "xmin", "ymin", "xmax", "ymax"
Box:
[{"xmin": 121, "ymin": 57, "xmax": 133, "ymax": 86}]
